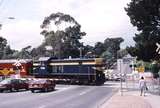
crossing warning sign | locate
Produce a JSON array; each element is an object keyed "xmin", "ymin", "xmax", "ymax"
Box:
[{"xmin": 137, "ymin": 66, "xmax": 145, "ymax": 73}]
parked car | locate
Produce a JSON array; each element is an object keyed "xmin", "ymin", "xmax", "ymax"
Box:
[
  {"xmin": 29, "ymin": 79, "xmax": 56, "ymax": 93},
  {"xmin": 0, "ymin": 78, "xmax": 29, "ymax": 92}
]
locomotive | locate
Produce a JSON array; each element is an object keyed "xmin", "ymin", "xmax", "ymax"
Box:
[{"xmin": 32, "ymin": 57, "xmax": 106, "ymax": 85}]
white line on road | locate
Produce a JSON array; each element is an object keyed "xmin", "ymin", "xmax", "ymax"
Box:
[
  {"xmin": 37, "ymin": 105, "xmax": 46, "ymax": 108},
  {"xmin": 79, "ymin": 91, "xmax": 87, "ymax": 96},
  {"xmin": 79, "ymin": 87, "xmax": 95, "ymax": 96}
]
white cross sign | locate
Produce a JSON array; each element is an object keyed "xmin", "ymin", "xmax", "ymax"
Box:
[
  {"xmin": 156, "ymin": 43, "xmax": 160, "ymax": 54},
  {"xmin": 13, "ymin": 60, "xmax": 22, "ymax": 67}
]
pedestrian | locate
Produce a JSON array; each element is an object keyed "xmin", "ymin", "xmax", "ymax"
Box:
[{"xmin": 139, "ymin": 76, "xmax": 148, "ymax": 96}]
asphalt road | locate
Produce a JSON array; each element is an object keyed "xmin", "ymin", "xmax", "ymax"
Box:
[{"xmin": 0, "ymin": 83, "xmax": 118, "ymax": 108}]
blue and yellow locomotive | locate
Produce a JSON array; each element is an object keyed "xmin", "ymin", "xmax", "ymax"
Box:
[{"xmin": 32, "ymin": 57, "xmax": 105, "ymax": 85}]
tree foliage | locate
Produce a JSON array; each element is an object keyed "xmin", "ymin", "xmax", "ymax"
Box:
[
  {"xmin": 94, "ymin": 42, "xmax": 105, "ymax": 57},
  {"xmin": 0, "ymin": 37, "xmax": 7, "ymax": 59},
  {"xmin": 103, "ymin": 37, "xmax": 124, "ymax": 58},
  {"xmin": 2, "ymin": 45, "xmax": 15, "ymax": 59},
  {"xmin": 90, "ymin": 37, "xmax": 124, "ymax": 68},
  {"xmin": 125, "ymin": 0, "xmax": 160, "ymax": 31},
  {"xmin": 0, "ymin": 36, "xmax": 15, "ymax": 59},
  {"xmin": 40, "ymin": 12, "xmax": 86, "ymax": 58},
  {"xmin": 125, "ymin": 0, "xmax": 160, "ymax": 62},
  {"xmin": 18, "ymin": 46, "xmax": 33, "ymax": 59},
  {"xmin": 83, "ymin": 37, "xmax": 124, "ymax": 64}
]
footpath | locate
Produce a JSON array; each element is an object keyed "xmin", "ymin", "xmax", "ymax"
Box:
[{"xmin": 101, "ymin": 81, "xmax": 160, "ymax": 108}]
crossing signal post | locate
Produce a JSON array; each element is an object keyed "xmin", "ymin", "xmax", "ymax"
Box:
[
  {"xmin": 137, "ymin": 66, "xmax": 145, "ymax": 73},
  {"xmin": 158, "ymin": 72, "xmax": 160, "ymax": 95},
  {"xmin": 117, "ymin": 59, "xmax": 123, "ymax": 96},
  {"xmin": 155, "ymin": 43, "xmax": 160, "ymax": 95},
  {"xmin": 13, "ymin": 59, "xmax": 22, "ymax": 78},
  {"xmin": 129, "ymin": 64, "xmax": 137, "ymax": 72}
]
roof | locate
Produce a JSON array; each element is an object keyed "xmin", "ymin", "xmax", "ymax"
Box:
[
  {"xmin": 0, "ymin": 59, "xmax": 32, "ymax": 64},
  {"xmin": 38, "ymin": 57, "xmax": 51, "ymax": 61},
  {"xmin": 51, "ymin": 58, "xmax": 95, "ymax": 62}
]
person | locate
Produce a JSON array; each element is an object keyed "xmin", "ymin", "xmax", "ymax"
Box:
[{"xmin": 139, "ymin": 76, "xmax": 147, "ymax": 96}]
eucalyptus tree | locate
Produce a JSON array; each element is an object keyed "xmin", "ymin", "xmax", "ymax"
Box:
[
  {"xmin": 103, "ymin": 37, "xmax": 124, "ymax": 58},
  {"xmin": 0, "ymin": 37, "xmax": 7, "ymax": 59},
  {"xmin": 17, "ymin": 46, "xmax": 32, "ymax": 59},
  {"xmin": 40, "ymin": 12, "xmax": 86, "ymax": 58},
  {"xmin": 94, "ymin": 42, "xmax": 105, "ymax": 57}
]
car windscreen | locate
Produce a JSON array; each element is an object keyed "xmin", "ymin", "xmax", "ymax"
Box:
[
  {"xmin": 30, "ymin": 79, "xmax": 47, "ymax": 84},
  {"xmin": 0, "ymin": 79, "xmax": 11, "ymax": 84}
]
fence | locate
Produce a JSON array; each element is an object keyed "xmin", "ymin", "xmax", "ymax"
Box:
[{"xmin": 123, "ymin": 77, "xmax": 160, "ymax": 95}]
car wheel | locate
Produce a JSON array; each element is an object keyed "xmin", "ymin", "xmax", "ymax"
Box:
[
  {"xmin": 51, "ymin": 87, "xmax": 55, "ymax": 91},
  {"xmin": 26, "ymin": 87, "xmax": 29, "ymax": 90},
  {"xmin": 10, "ymin": 88, "xmax": 14, "ymax": 92},
  {"xmin": 31, "ymin": 90, "xmax": 34, "ymax": 93},
  {"xmin": 0, "ymin": 90, "xmax": 3, "ymax": 92},
  {"xmin": 44, "ymin": 88, "xmax": 48, "ymax": 92}
]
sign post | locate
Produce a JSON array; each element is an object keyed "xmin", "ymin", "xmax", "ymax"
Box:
[
  {"xmin": 158, "ymin": 72, "xmax": 160, "ymax": 95},
  {"xmin": 156, "ymin": 43, "xmax": 160, "ymax": 95},
  {"xmin": 117, "ymin": 59, "xmax": 123, "ymax": 96}
]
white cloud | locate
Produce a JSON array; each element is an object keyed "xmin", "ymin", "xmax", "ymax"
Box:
[{"xmin": 1, "ymin": 20, "xmax": 44, "ymax": 50}]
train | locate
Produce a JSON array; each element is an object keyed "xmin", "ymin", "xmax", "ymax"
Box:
[
  {"xmin": 0, "ymin": 57, "xmax": 106, "ymax": 85},
  {"xmin": 0, "ymin": 59, "xmax": 32, "ymax": 77}
]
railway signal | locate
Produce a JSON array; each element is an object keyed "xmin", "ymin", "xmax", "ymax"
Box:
[{"xmin": 13, "ymin": 59, "xmax": 22, "ymax": 78}]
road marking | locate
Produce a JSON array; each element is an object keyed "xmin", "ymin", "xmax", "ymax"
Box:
[
  {"xmin": 79, "ymin": 88, "xmax": 95, "ymax": 96},
  {"xmin": 79, "ymin": 91, "xmax": 87, "ymax": 95},
  {"xmin": 0, "ymin": 86, "xmax": 75, "ymax": 105},
  {"xmin": 38, "ymin": 86, "xmax": 76, "ymax": 96},
  {"xmin": 37, "ymin": 105, "xmax": 46, "ymax": 108}
]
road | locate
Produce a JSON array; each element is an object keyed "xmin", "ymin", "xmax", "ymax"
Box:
[{"xmin": 0, "ymin": 82, "xmax": 118, "ymax": 108}]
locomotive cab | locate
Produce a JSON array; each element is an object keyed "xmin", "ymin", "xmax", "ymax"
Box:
[{"xmin": 32, "ymin": 57, "xmax": 52, "ymax": 77}]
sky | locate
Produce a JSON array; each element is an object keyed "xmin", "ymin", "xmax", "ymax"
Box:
[{"xmin": 0, "ymin": 0, "xmax": 137, "ymax": 50}]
